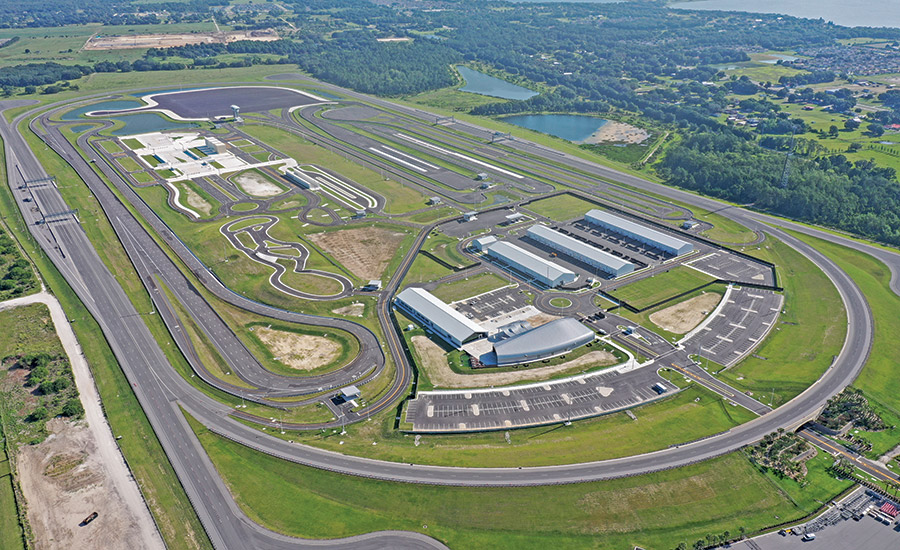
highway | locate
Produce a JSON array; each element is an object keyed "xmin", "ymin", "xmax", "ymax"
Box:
[
  {"xmin": 2, "ymin": 76, "xmax": 899, "ymax": 548},
  {"xmin": 0, "ymin": 100, "xmax": 448, "ymax": 550}
]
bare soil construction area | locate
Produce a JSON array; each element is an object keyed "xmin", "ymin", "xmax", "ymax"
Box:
[
  {"xmin": 582, "ymin": 121, "xmax": 650, "ymax": 144},
  {"xmin": 18, "ymin": 419, "xmax": 154, "ymax": 550},
  {"xmin": 332, "ymin": 303, "xmax": 365, "ymax": 317},
  {"xmin": 649, "ymin": 292, "xmax": 722, "ymax": 334},
  {"xmin": 232, "ymin": 171, "xmax": 284, "ymax": 197},
  {"xmin": 412, "ymin": 335, "xmax": 617, "ymax": 388},
  {"xmin": 84, "ymin": 29, "xmax": 279, "ymax": 50},
  {"xmin": 255, "ymin": 327, "xmax": 340, "ymax": 371},
  {"xmin": 308, "ymin": 226, "xmax": 407, "ymax": 280}
]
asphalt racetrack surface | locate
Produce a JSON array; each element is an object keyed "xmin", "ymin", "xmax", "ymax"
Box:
[
  {"xmin": 91, "ymin": 86, "xmax": 324, "ymax": 120},
  {"xmin": 6, "ymin": 74, "xmax": 900, "ymax": 548}
]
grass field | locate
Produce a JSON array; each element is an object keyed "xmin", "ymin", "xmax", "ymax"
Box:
[
  {"xmin": 189, "ymin": 410, "xmax": 843, "ymax": 550},
  {"xmin": 617, "ymin": 284, "xmax": 727, "ymax": 343},
  {"xmin": 131, "ymin": 171, "xmax": 155, "ymax": 184},
  {"xmin": 789, "ymin": 232, "xmax": 900, "ymax": 432},
  {"xmin": 275, "ymin": 377, "xmax": 756, "ymax": 467},
  {"xmin": 0, "ymin": 22, "xmax": 224, "ymax": 68},
  {"xmin": 421, "ymin": 232, "xmax": 470, "ymax": 267},
  {"xmin": 609, "ymin": 266, "xmax": 716, "ymax": 310},
  {"xmin": 100, "ymin": 140, "xmax": 123, "ymax": 154},
  {"xmin": 0, "ymin": 304, "xmax": 64, "ymax": 359},
  {"xmin": 239, "ymin": 124, "xmax": 429, "ymax": 214},
  {"xmin": 0, "ymin": 434, "xmax": 24, "ymax": 550},
  {"xmin": 114, "ymin": 155, "xmax": 142, "ymax": 173},
  {"xmin": 431, "ymin": 272, "xmax": 509, "ymax": 303},
  {"xmin": 5, "ymin": 128, "xmax": 212, "ymax": 549},
  {"xmin": 276, "ymin": 259, "xmax": 344, "ymax": 296},
  {"xmin": 719, "ymin": 238, "xmax": 846, "ymax": 407},
  {"xmin": 403, "ymin": 253, "xmax": 454, "ymax": 286},
  {"xmin": 524, "ymin": 193, "xmax": 599, "ymax": 221}
]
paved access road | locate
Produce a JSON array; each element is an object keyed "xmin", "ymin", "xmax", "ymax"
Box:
[
  {"xmin": 5, "ymin": 78, "xmax": 900, "ymax": 548},
  {"xmin": 0, "ymin": 102, "xmax": 447, "ymax": 550}
]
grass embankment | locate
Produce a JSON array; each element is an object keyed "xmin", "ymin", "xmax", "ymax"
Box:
[
  {"xmin": 609, "ymin": 266, "xmax": 716, "ymax": 310},
  {"xmin": 403, "ymin": 253, "xmax": 454, "ymax": 286},
  {"xmin": 2, "ymin": 129, "xmax": 211, "ymax": 549},
  {"xmin": 276, "ymin": 378, "xmax": 755, "ymax": 468},
  {"xmin": 0, "ymin": 426, "xmax": 24, "ymax": 550},
  {"xmin": 719, "ymin": 238, "xmax": 846, "ymax": 407},
  {"xmin": 616, "ymin": 285, "xmax": 727, "ymax": 343},
  {"xmin": 188, "ymin": 410, "xmax": 844, "ymax": 550},
  {"xmin": 239, "ymin": 124, "xmax": 429, "ymax": 214},
  {"xmin": 789, "ymin": 231, "xmax": 900, "ymax": 457},
  {"xmin": 421, "ymin": 231, "xmax": 470, "ymax": 267}
]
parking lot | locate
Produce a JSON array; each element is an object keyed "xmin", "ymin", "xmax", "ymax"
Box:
[
  {"xmin": 683, "ymin": 287, "xmax": 784, "ymax": 367},
  {"xmin": 453, "ymin": 286, "xmax": 530, "ymax": 323},
  {"xmin": 735, "ymin": 489, "xmax": 900, "ymax": 550},
  {"xmin": 405, "ymin": 365, "xmax": 671, "ymax": 432},
  {"xmin": 687, "ymin": 251, "xmax": 776, "ymax": 287},
  {"xmin": 570, "ymin": 219, "xmax": 669, "ymax": 267},
  {"xmin": 442, "ymin": 208, "xmax": 532, "ymax": 238}
]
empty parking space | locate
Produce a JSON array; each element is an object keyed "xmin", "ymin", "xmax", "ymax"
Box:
[
  {"xmin": 687, "ymin": 252, "xmax": 776, "ymax": 287},
  {"xmin": 683, "ymin": 287, "xmax": 783, "ymax": 367},
  {"xmin": 405, "ymin": 367, "xmax": 671, "ymax": 432},
  {"xmin": 453, "ymin": 286, "xmax": 529, "ymax": 323}
]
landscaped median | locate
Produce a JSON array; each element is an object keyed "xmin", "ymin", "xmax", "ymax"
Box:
[{"xmin": 185, "ymin": 410, "xmax": 849, "ymax": 550}]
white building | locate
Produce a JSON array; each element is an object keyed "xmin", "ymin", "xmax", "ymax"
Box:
[
  {"xmin": 487, "ymin": 241, "xmax": 577, "ymax": 288},
  {"xmin": 526, "ymin": 224, "xmax": 634, "ymax": 278},
  {"xmin": 585, "ymin": 209, "xmax": 693, "ymax": 256},
  {"xmin": 394, "ymin": 287, "xmax": 486, "ymax": 348}
]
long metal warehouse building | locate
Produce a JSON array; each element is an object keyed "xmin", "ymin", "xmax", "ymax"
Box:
[
  {"xmin": 486, "ymin": 241, "xmax": 577, "ymax": 288},
  {"xmin": 394, "ymin": 287, "xmax": 486, "ymax": 348},
  {"xmin": 492, "ymin": 317, "xmax": 596, "ymax": 366},
  {"xmin": 526, "ymin": 224, "xmax": 634, "ymax": 278},
  {"xmin": 584, "ymin": 209, "xmax": 693, "ymax": 256}
]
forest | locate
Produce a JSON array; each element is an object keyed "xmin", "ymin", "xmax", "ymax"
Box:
[
  {"xmin": 659, "ymin": 132, "xmax": 900, "ymax": 245},
  {"xmin": 6, "ymin": 0, "xmax": 900, "ymax": 244}
]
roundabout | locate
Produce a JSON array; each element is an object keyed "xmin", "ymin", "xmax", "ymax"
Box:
[{"xmin": 3, "ymin": 78, "xmax": 898, "ymax": 549}]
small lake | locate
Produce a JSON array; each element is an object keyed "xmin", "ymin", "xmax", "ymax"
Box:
[
  {"xmin": 110, "ymin": 113, "xmax": 196, "ymax": 136},
  {"xmin": 500, "ymin": 114, "xmax": 608, "ymax": 142},
  {"xmin": 456, "ymin": 66, "xmax": 538, "ymax": 101},
  {"xmin": 670, "ymin": 0, "xmax": 900, "ymax": 29},
  {"xmin": 61, "ymin": 100, "xmax": 142, "ymax": 121}
]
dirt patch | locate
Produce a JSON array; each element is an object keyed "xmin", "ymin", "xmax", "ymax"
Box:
[
  {"xmin": 525, "ymin": 312, "xmax": 560, "ymax": 328},
  {"xmin": 649, "ymin": 292, "xmax": 722, "ymax": 334},
  {"xmin": 233, "ymin": 172, "xmax": 284, "ymax": 197},
  {"xmin": 582, "ymin": 121, "xmax": 649, "ymax": 145},
  {"xmin": 309, "ymin": 227, "xmax": 407, "ymax": 280},
  {"xmin": 180, "ymin": 184, "xmax": 212, "ymax": 216},
  {"xmin": 18, "ymin": 419, "xmax": 154, "ymax": 550},
  {"xmin": 412, "ymin": 335, "xmax": 617, "ymax": 388},
  {"xmin": 332, "ymin": 303, "xmax": 365, "ymax": 317},
  {"xmin": 255, "ymin": 327, "xmax": 340, "ymax": 371},
  {"xmin": 84, "ymin": 29, "xmax": 279, "ymax": 50}
]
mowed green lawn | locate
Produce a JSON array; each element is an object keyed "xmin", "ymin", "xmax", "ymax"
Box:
[
  {"xmin": 719, "ymin": 238, "xmax": 846, "ymax": 406},
  {"xmin": 431, "ymin": 272, "xmax": 509, "ymax": 303},
  {"xmin": 239, "ymin": 124, "xmax": 429, "ymax": 214},
  {"xmin": 189, "ymin": 412, "xmax": 839, "ymax": 550},
  {"xmin": 789, "ymin": 231, "xmax": 900, "ymax": 441},
  {"xmin": 610, "ymin": 266, "xmax": 715, "ymax": 310},
  {"xmin": 273, "ymin": 383, "xmax": 755, "ymax": 467},
  {"xmin": 525, "ymin": 193, "xmax": 599, "ymax": 222}
]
